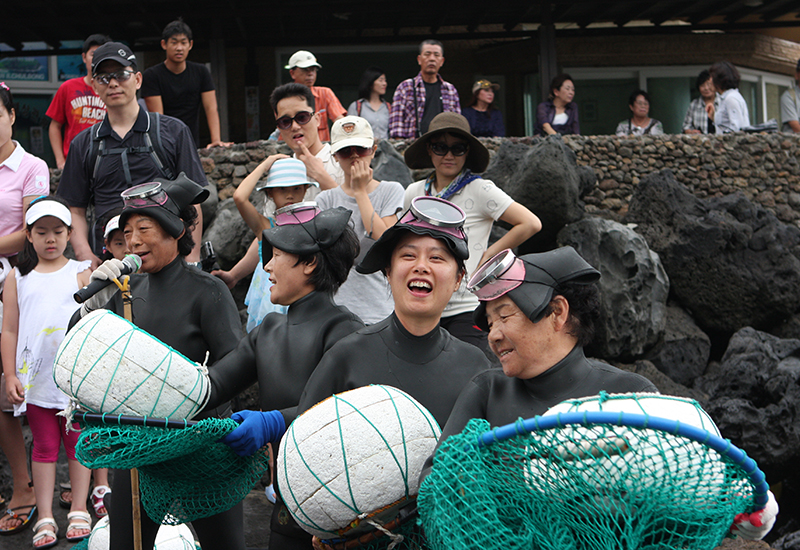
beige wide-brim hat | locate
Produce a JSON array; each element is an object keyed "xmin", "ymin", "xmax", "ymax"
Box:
[{"xmin": 403, "ymin": 112, "xmax": 490, "ymax": 172}]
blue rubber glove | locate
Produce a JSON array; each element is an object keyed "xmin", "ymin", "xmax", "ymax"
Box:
[{"xmin": 222, "ymin": 410, "xmax": 286, "ymax": 457}]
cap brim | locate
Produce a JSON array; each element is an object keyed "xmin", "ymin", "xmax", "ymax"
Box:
[
  {"xmin": 287, "ymin": 61, "xmax": 322, "ymax": 69},
  {"xmin": 356, "ymin": 223, "xmax": 468, "ymax": 274},
  {"xmin": 331, "ymin": 137, "xmax": 374, "ymax": 153},
  {"xmin": 403, "ymin": 128, "xmax": 490, "ymax": 172},
  {"xmin": 256, "ymin": 180, "xmax": 319, "ymax": 191}
]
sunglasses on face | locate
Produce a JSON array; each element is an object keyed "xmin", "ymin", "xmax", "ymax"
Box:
[
  {"xmin": 429, "ymin": 141, "xmax": 469, "ymax": 157},
  {"xmin": 94, "ymin": 70, "xmax": 136, "ymax": 85},
  {"xmin": 276, "ymin": 111, "xmax": 315, "ymax": 130},
  {"xmin": 334, "ymin": 145, "xmax": 372, "ymax": 158}
]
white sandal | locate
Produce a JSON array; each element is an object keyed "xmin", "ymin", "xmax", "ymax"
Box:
[
  {"xmin": 65, "ymin": 511, "xmax": 92, "ymax": 542},
  {"xmin": 32, "ymin": 517, "xmax": 58, "ymax": 549},
  {"xmin": 91, "ymin": 485, "xmax": 111, "ymax": 518}
]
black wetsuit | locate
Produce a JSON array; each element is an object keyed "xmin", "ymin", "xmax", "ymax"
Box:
[
  {"xmin": 298, "ymin": 312, "xmax": 491, "ymax": 427},
  {"xmin": 271, "ymin": 313, "xmax": 491, "ymax": 550},
  {"xmin": 204, "ymin": 290, "xmax": 364, "ymax": 550},
  {"xmin": 81, "ymin": 257, "xmax": 246, "ymax": 550},
  {"xmin": 422, "ymin": 345, "xmax": 658, "ymax": 480},
  {"xmin": 205, "ymin": 290, "xmax": 364, "ymax": 421}
]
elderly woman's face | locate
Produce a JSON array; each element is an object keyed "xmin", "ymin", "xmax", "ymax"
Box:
[
  {"xmin": 123, "ymin": 214, "xmax": 180, "ymax": 273},
  {"xmin": 386, "ymin": 233, "xmax": 462, "ymax": 325},
  {"xmin": 485, "ymin": 295, "xmax": 561, "ymax": 380},
  {"xmin": 630, "ymin": 94, "xmax": 650, "ymax": 118}
]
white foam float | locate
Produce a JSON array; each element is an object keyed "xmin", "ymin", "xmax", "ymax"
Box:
[
  {"xmin": 88, "ymin": 516, "xmax": 196, "ymax": 550},
  {"xmin": 54, "ymin": 309, "xmax": 209, "ymax": 419},
  {"xmin": 278, "ymin": 385, "xmax": 441, "ymax": 539},
  {"xmin": 525, "ymin": 392, "xmax": 725, "ymax": 495}
]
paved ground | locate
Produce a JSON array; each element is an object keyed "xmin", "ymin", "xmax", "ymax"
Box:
[{"xmin": 2, "ymin": 488, "xmax": 274, "ymax": 549}]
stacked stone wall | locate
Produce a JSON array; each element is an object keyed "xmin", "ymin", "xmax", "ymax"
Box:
[{"xmin": 50, "ymin": 133, "xmax": 800, "ymax": 227}]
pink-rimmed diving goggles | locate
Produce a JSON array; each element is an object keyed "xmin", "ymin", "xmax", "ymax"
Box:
[
  {"xmin": 275, "ymin": 202, "xmax": 321, "ymax": 226},
  {"xmin": 399, "ymin": 196, "xmax": 466, "ymax": 241},
  {"xmin": 121, "ymin": 182, "xmax": 171, "ymax": 210},
  {"xmin": 467, "ymin": 249, "xmax": 527, "ymax": 301}
]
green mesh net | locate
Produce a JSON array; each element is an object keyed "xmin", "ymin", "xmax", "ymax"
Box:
[
  {"xmin": 76, "ymin": 417, "xmax": 269, "ymax": 525},
  {"xmin": 419, "ymin": 418, "xmax": 757, "ymax": 550}
]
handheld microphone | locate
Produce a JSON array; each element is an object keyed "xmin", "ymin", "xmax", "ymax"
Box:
[{"xmin": 73, "ymin": 254, "xmax": 142, "ymax": 304}]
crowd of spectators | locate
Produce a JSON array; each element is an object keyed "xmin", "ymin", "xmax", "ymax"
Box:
[{"xmin": 0, "ymin": 24, "xmax": 788, "ymax": 549}]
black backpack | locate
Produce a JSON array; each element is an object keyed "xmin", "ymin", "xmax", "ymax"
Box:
[{"xmin": 88, "ymin": 111, "xmax": 174, "ymax": 187}]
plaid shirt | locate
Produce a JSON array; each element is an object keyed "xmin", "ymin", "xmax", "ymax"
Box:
[
  {"xmin": 389, "ymin": 73, "xmax": 461, "ymax": 139},
  {"xmin": 682, "ymin": 97, "xmax": 717, "ymax": 134}
]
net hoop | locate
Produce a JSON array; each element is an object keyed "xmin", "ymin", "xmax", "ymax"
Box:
[{"xmin": 476, "ymin": 410, "xmax": 769, "ymax": 508}]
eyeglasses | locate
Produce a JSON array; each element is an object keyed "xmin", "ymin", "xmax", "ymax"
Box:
[
  {"xmin": 94, "ymin": 70, "xmax": 136, "ymax": 85},
  {"xmin": 429, "ymin": 142, "xmax": 469, "ymax": 157},
  {"xmin": 121, "ymin": 182, "xmax": 169, "ymax": 208},
  {"xmin": 276, "ymin": 111, "xmax": 315, "ymax": 130},
  {"xmin": 334, "ymin": 145, "xmax": 372, "ymax": 158}
]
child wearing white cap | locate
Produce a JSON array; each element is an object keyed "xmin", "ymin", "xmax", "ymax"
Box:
[
  {"xmin": 1, "ymin": 196, "xmax": 95, "ymax": 546},
  {"xmin": 316, "ymin": 116, "xmax": 405, "ymax": 324},
  {"xmin": 216, "ymin": 155, "xmax": 319, "ymax": 332}
]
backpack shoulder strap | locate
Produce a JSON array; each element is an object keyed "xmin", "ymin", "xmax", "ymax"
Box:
[
  {"xmin": 145, "ymin": 112, "xmax": 174, "ymax": 180},
  {"xmin": 356, "ymin": 99, "xmax": 364, "ymax": 117}
]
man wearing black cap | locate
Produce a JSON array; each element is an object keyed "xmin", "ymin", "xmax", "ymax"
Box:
[
  {"xmin": 46, "ymin": 34, "xmax": 110, "ymax": 169},
  {"xmin": 780, "ymin": 59, "xmax": 800, "ymax": 133},
  {"xmin": 57, "ymin": 41, "xmax": 207, "ymax": 269}
]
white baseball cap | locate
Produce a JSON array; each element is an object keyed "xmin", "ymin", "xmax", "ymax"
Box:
[
  {"xmin": 103, "ymin": 215, "xmax": 121, "ymax": 239},
  {"xmin": 25, "ymin": 198, "xmax": 72, "ymax": 227},
  {"xmin": 285, "ymin": 50, "xmax": 321, "ymax": 70},
  {"xmin": 330, "ymin": 116, "xmax": 375, "ymax": 153}
]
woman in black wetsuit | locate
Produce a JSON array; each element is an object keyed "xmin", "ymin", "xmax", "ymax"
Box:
[
  {"xmin": 421, "ymin": 246, "xmax": 778, "ymax": 540},
  {"xmin": 297, "ymin": 196, "xmax": 490, "ymax": 427},
  {"xmin": 73, "ymin": 174, "xmax": 245, "ymax": 550},
  {"xmin": 206, "ymin": 203, "xmax": 364, "ymax": 550},
  {"xmin": 427, "ymin": 246, "xmax": 657, "ymax": 458},
  {"xmin": 221, "ymin": 198, "xmax": 491, "ymax": 550}
]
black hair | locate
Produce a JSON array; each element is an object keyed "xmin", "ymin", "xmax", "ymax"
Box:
[
  {"xmin": 548, "ymin": 73, "xmax": 574, "ymax": 101},
  {"xmin": 709, "ymin": 61, "xmax": 740, "ymax": 92},
  {"xmin": 162, "ymin": 18, "xmax": 193, "ymax": 42},
  {"xmin": 419, "ymin": 39, "xmax": 444, "ymax": 56},
  {"xmin": 295, "ymin": 224, "xmax": 360, "ymax": 294},
  {"xmin": 0, "ymin": 85, "xmax": 13, "ymax": 115},
  {"xmin": 17, "ymin": 196, "xmax": 72, "ymax": 276},
  {"xmin": 695, "ymin": 69, "xmax": 712, "ymax": 92},
  {"xmin": 176, "ymin": 204, "xmax": 198, "ymax": 257},
  {"xmin": 468, "ymin": 83, "xmax": 496, "ymax": 111},
  {"xmin": 628, "ymin": 89, "xmax": 650, "ymax": 107},
  {"xmin": 541, "ymin": 281, "xmax": 600, "ymax": 348},
  {"xmin": 270, "ymin": 83, "xmax": 315, "ymax": 114},
  {"xmin": 382, "ymin": 230, "xmax": 466, "ymax": 279},
  {"xmin": 83, "ymin": 34, "xmax": 111, "ymax": 54},
  {"xmin": 357, "ymin": 67, "xmax": 386, "ymax": 101}
]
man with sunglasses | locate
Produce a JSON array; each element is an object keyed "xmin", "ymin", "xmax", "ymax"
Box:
[
  {"xmin": 57, "ymin": 42, "xmax": 207, "ymax": 269},
  {"xmin": 270, "ymin": 83, "xmax": 343, "ymax": 192},
  {"xmin": 211, "ymin": 83, "xmax": 344, "ymax": 303}
]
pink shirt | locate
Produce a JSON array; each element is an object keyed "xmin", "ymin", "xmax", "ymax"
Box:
[{"xmin": 0, "ymin": 142, "xmax": 50, "ymax": 257}]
